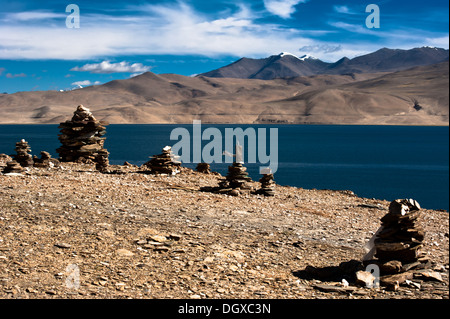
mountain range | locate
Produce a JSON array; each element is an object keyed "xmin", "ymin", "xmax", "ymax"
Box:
[
  {"xmin": 199, "ymin": 47, "xmax": 449, "ymax": 79},
  {"xmin": 0, "ymin": 47, "xmax": 448, "ymax": 125}
]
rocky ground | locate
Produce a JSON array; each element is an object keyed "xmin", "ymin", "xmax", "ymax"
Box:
[{"xmin": 0, "ymin": 162, "xmax": 448, "ymax": 299}]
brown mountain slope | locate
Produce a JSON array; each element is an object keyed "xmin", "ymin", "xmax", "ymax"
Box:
[
  {"xmin": 0, "ymin": 72, "xmax": 380, "ymax": 124},
  {"xmin": 257, "ymin": 62, "xmax": 448, "ymax": 125},
  {"xmin": 0, "ymin": 63, "xmax": 447, "ymax": 125}
]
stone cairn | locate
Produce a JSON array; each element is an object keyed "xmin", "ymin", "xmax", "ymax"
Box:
[
  {"xmin": 256, "ymin": 169, "xmax": 276, "ymax": 196},
  {"xmin": 95, "ymin": 149, "xmax": 110, "ymax": 173},
  {"xmin": 143, "ymin": 146, "xmax": 181, "ymax": 175},
  {"xmin": 363, "ymin": 198, "xmax": 432, "ymax": 289},
  {"xmin": 13, "ymin": 139, "xmax": 34, "ymax": 167},
  {"xmin": 57, "ymin": 105, "xmax": 108, "ymax": 164},
  {"xmin": 196, "ymin": 162, "xmax": 211, "ymax": 174},
  {"xmin": 2, "ymin": 139, "xmax": 33, "ymax": 174},
  {"xmin": 216, "ymin": 162, "xmax": 253, "ymax": 196},
  {"xmin": 2, "ymin": 160, "xmax": 23, "ymax": 174},
  {"xmin": 374, "ymin": 199, "xmax": 427, "ymax": 266},
  {"xmin": 0, "ymin": 154, "xmax": 12, "ymax": 171},
  {"xmin": 33, "ymin": 151, "xmax": 60, "ymax": 168}
]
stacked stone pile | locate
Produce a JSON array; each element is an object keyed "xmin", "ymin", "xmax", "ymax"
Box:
[
  {"xmin": 0, "ymin": 154, "xmax": 12, "ymax": 170},
  {"xmin": 374, "ymin": 199, "xmax": 426, "ymax": 268},
  {"xmin": 196, "ymin": 163, "xmax": 211, "ymax": 174},
  {"xmin": 2, "ymin": 161, "xmax": 23, "ymax": 174},
  {"xmin": 95, "ymin": 149, "xmax": 110, "ymax": 173},
  {"xmin": 144, "ymin": 146, "xmax": 181, "ymax": 175},
  {"xmin": 39, "ymin": 151, "xmax": 51, "ymax": 161},
  {"xmin": 57, "ymin": 105, "xmax": 108, "ymax": 163},
  {"xmin": 216, "ymin": 162, "xmax": 253, "ymax": 195},
  {"xmin": 33, "ymin": 151, "xmax": 60, "ymax": 168},
  {"xmin": 360, "ymin": 198, "xmax": 436, "ymax": 290},
  {"xmin": 257, "ymin": 171, "xmax": 276, "ymax": 196},
  {"xmin": 13, "ymin": 139, "xmax": 34, "ymax": 167}
]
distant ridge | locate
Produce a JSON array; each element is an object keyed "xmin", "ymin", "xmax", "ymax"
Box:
[
  {"xmin": 198, "ymin": 47, "xmax": 450, "ymax": 80},
  {"xmin": 0, "ymin": 59, "xmax": 448, "ymax": 125},
  {"xmin": 199, "ymin": 52, "xmax": 327, "ymax": 79}
]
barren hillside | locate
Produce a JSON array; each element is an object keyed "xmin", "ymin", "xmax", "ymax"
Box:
[{"xmin": 0, "ymin": 62, "xmax": 448, "ymax": 125}]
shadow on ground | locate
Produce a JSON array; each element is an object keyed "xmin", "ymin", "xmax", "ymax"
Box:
[{"xmin": 293, "ymin": 260, "xmax": 364, "ymax": 283}]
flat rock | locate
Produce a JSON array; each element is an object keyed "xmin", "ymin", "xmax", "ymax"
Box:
[
  {"xmin": 355, "ymin": 270, "xmax": 376, "ymax": 288},
  {"xmin": 375, "ymin": 241, "xmax": 410, "ymax": 252},
  {"xmin": 380, "ymin": 271, "xmax": 414, "ymax": 286},
  {"xmin": 414, "ymin": 269, "xmax": 444, "ymax": 282},
  {"xmin": 379, "ymin": 260, "xmax": 403, "ymax": 274},
  {"xmin": 148, "ymin": 235, "xmax": 167, "ymax": 243},
  {"xmin": 313, "ymin": 284, "xmax": 356, "ymax": 294},
  {"xmin": 115, "ymin": 249, "xmax": 134, "ymax": 257}
]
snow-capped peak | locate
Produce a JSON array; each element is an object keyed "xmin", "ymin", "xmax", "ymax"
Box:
[
  {"xmin": 298, "ymin": 54, "xmax": 317, "ymax": 61},
  {"xmin": 278, "ymin": 52, "xmax": 318, "ymax": 61},
  {"xmin": 279, "ymin": 52, "xmax": 299, "ymax": 58}
]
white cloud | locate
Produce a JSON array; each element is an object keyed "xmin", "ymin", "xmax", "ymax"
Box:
[
  {"xmin": 299, "ymin": 44, "xmax": 343, "ymax": 54},
  {"xmin": 127, "ymin": 2, "xmax": 314, "ymax": 57},
  {"xmin": 334, "ymin": 5, "xmax": 348, "ymax": 14},
  {"xmin": 71, "ymin": 80, "xmax": 101, "ymax": 86},
  {"xmin": 6, "ymin": 72, "xmax": 26, "ymax": 78},
  {"xmin": 0, "ymin": 2, "xmax": 320, "ymax": 60},
  {"xmin": 424, "ymin": 36, "xmax": 450, "ymax": 49},
  {"xmin": 263, "ymin": 0, "xmax": 309, "ymax": 19},
  {"xmin": 0, "ymin": 24, "xmax": 136, "ymax": 59},
  {"xmin": 296, "ymin": 42, "xmax": 375, "ymax": 62},
  {"xmin": 6, "ymin": 11, "xmax": 66, "ymax": 21},
  {"xmin": 71, "ymin": 61, "xmax": 151, "ymax": 74},
  {"xmin": 0, "ymin": 1, "xmax": 446, "ymax": 61},
  {"xmin": 329, "ymin": 21, "xmax": 379, "ymax": 35},
  {"xmin": 333, "ymin": 5, "xmax": 353, "ymax": 14},
  {"xmin": 329, "ymin": 21, "xmax": 450, "ymax": 50}
]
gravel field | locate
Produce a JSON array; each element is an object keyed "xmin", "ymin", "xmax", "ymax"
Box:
[{"xmin": 0, "ymin": 163, "xmax": 448, "ymax": 299}]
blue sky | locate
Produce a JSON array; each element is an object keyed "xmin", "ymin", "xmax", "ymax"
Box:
[{"xmin": 0, "ymin": 0, "xmax": 448, "ymax": 93}]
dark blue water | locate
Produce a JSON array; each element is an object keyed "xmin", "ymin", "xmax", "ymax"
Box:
[{"xmin": 0, "ymin": 124, "xmax": 448, "ymax": 211}]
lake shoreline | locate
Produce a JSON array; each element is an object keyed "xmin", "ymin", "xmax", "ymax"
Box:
[{"xmin": 1, "ymin": 124, "xmax": 449, "ymax": 211}]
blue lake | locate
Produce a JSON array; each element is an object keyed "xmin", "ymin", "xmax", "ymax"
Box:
[{"xmin": 0, "ymin": 124, "xmax": 448, "ymax": 211}]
